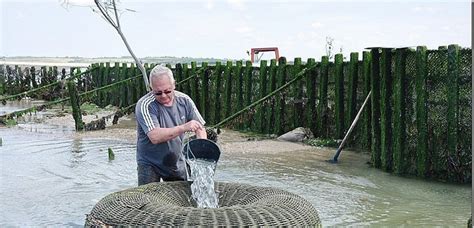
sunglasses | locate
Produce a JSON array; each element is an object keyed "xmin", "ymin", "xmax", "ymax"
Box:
[{"xmin": 153, "ymin": 90, "xmax": 173, "ymax": 96}]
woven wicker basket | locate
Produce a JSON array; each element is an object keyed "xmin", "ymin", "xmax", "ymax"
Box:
[{"xmin": 85, "ymin": 181, "xmax": 321, "ymax": 226}]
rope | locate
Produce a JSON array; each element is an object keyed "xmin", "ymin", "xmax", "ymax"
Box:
[
  {"xmin": 0, "ymin": 66, "xmax": 204, "ymax": 119},
  {"xmin": 209, "ymin": 64, "xmax": 317, "ymax": 129},
  {"xmin": 0, "ymin": 73, "xmax": 140, "ymax": 119}
]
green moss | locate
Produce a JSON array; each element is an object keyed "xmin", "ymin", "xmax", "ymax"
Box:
[
  {"xmin": 235, "ymin": 129, "xmax": 276, "ymax": 141},
  {"xmin": 305, "ymin": 138, "xmax": 340, "ymax": 148},
  {"xmin": 108, "ymin": 147, "xmax": 115, "ymax": 160},
  {"xmin": 80, "ymin": 102, "xmax": 101, "ymax": 114},
  {"xmin": 4, "ymin": 118, "xmax": 17, "ymax": 127}
]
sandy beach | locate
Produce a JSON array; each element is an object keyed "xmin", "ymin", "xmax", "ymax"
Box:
[{"xmin": 39, "ymin": 108, "xmax": 314, "ymax": 156}]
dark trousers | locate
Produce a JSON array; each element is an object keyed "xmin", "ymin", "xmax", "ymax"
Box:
[{"xmin": 137, "ymin": 164, "xmax": 185, "ymax": 186}]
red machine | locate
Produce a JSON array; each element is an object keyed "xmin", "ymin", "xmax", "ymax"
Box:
[{"xmin": 248, "ymin": 47, "xmax": 280, "ymax": 63}]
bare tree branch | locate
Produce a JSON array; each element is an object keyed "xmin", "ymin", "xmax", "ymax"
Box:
[
  {"xmin": 94, "ymin": 0, "xmax": 117, "ymax": 28},
  {"xmin": 112, "ymin": 0, "xmax": 121, "ymax": 29},
  {"xmin": 64, "ymin": 0, "xmax": 150, "ymax": 91}
]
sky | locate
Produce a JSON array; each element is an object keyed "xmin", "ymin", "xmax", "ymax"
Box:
[{"xmin": 0, "ymin": 0, "xmax": 471, "ymax": 61}]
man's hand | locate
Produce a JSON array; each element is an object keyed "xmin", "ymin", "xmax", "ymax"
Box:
[
  {"xmin": 147, "ymin": 120, "xmax": 204, "ymax": 144},
  {"xmin": 184, "ymin": 120, "xmax": 203, "ymax": 132}
]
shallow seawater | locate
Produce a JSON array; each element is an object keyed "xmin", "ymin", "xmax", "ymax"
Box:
[
  {"xmin": 214, "ymin": 147, "xmax": 471, "ymax": 226},
  {"xmin": 0, "ymin": 101, "xmax": 471, "ymax": 227},
  {"xmin": 0, "ymin": 127, "xmax": 137, "ymax": 227}
]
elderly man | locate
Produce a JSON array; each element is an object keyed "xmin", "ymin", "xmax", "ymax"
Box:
[{"xmin": 135, "ymin": 65, "xmax": 207, "ymax": 185}]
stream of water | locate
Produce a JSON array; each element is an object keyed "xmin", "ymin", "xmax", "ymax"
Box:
[
  {"xmin": 0, "ymin": 101, "xmax": 471, "ymax": 226},
  {"xmin": 188, "ymin": 159, "xmax": 219, "ymax": 208}
]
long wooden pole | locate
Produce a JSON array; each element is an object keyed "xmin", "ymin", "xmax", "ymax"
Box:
[{"xmin": 330, "ymin": 90, "xmax": 372, "ymax": 163}]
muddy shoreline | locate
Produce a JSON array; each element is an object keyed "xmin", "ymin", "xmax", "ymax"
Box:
[{"xmin": 40, "ymin": 109, "xmax": 316, "ymax": 156}]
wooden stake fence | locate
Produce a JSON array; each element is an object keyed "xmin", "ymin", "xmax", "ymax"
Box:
[{"xmin": 1, "ymin": 44, "xmax": 471, "ymax": 183}]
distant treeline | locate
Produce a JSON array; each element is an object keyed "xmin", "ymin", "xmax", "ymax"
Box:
[{"xmin": 3, "ymin": 56, "xmax": 236, "ymax": 65}]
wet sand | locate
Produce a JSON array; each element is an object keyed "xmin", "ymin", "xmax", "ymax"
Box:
[{"xmin": 45, "ymin": 110, "xmax": 316, "ymax": 156}]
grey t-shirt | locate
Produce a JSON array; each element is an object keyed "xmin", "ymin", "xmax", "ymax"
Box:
[{"xmin": 135, "ymin": 90, "xmax": 205, "ymax": 179}]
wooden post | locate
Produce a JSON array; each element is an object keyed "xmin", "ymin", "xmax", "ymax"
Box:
[
  {"xmin": 393, "ymin": 48, "xmax": 408, "ymax": 174},
  {"xmin": 223, "ymin": 61, "xmax": 233, "ymax": 118},
  {"xmin": 104, "ymin": 62, "xmax": 111, "ymax": 105},
  {"xmin": 244, "ymin": 60, "xmax": 253, "ymax": 129},
  {"xmin": 446, "ymin": 44, "xmax": 460, "ymax": 173},
  {"xmin": 257, "ymin": 60, "xmax": 268, "ymax": 133},
  {"xmin": 370, "ymin": 48, "xmax": 382, "ymax": 168},
  {"xmin": 111, "ymin": 62, "xmax": 121, "ymax": 107},
  {"xmin": 213, "ymin": 62, "xmax": 223, "ymax": 125},
  {"xmin": 18, "ymin": 66, "xmax": 26, "ymax": 92},
  {"xmin": 61, "ymin": 68, "xmax": 67, "ymax": 80},
  {"xmin": 52, "ymin": 66, "xmax": 58, "ymax": 93},
  {"xmin": 346, "ymin": 53, "xmax": 359, "ymax": 133},
  {"xmin": 31, "ymin": 66, "xmax": 38, "ymax": 89},
  {"xmin": 380, "ymin": 48, "xmax": 393, "ymax": 171},
  {"xmin": 107, "ymin": 62, "xmax": 118, "ymax": 107},
  {"xmin": 5, "ymin": 66, "xmax": 13, "ymax": 95},
  {"xmin": 182, "ymin": 63, "xmax": 190, "ymax": 94},
  {"xmin": 40, "ymin": 66, "xmax": 47, "ymax": 87},
  {"xmin": 76, "ymin": 68, "xmax": 82, "ymax": 82},
  {"xmin": 275, "ymin": 57, "xmax": 287, "ymax": 135},
  {"xmin": 334, "ymin": 54, "xmax": 345, "ymax": 139},
  {"xmin": 317, "ymin": 56, "xmax": 329, "ymax": 138},
  {"xmin": 67, "ymin": 80, "xmax": 84, "ymax": 131},
  {"xmin": 90, "ymin": 64, "xmax": 98, "ymax": 104},
  {"xmin": 175, "ymin": 63, "xmax": 183, "ymax": 92},
  {"xmin": 15, "ymin": 65, "xmax": 20, "ymax": 94},
  {"xmin": 415, "ymin": 46, "xmax": 429, "ymax": 177},
  {"xmin": 235, "ymin": 60, "xmax": 243, "ymax": 121},
  {"xmin": 293, "ymin": 57, "xmax": 303, "ymax": 128},
  {"xmin": 305, "ymin": 58, "xmax": 317, "ymax": 135},
  {"xmin": 98, "ymin": 63, "xmax": 105, "ymax": 107},
  {"xmin": 131, "ymin": 63, "xmax": 142, "ymax": 102},
  {"xmin": 140, "ymin": 63, "xmax": 149, "ymax": 96},
  {"xmin": 200, "ymin": 62, "xmax": 209, "ymax": 122},
  {"xmin": 362, "ymin": 51, "xmax": 372, "ymax": 150},
  {"xmin": 47, "ymin": 66, "xmax": 53, "ymax": 85},
  {"xmin": 120, "ymin": 63, "xmax": 133, "ymax": 107},
  {"xmin": 266, "ymin": 59, "xmax": 278, "ymax": 134},
  {"xmin": 191, "ymin": 62, "xmax": 199, "ymax": 105},
  {"xmin": 0, "ymin": 67, "xmax": 5, "ymax": 95}
]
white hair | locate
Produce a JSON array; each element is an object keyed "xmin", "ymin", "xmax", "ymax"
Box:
[{"xmin": 149, "ymin": 65, "xmax": 175, "ymax": 87}]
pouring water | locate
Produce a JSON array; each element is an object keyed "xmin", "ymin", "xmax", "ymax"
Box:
[
  {"xmin": 182, "ymin": 137, "xmax": 221, "ymax": 208},
  {"xmin": 187, "ymin": 159, "xmax": 219, "ymax": 208}
]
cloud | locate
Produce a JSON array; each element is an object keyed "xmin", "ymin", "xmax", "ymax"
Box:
[
  {"xmin": 235, "ymin": 25, "xmax": 253, "ymax": 34},
  {"xmin": 227, "ymin": 0, "xmax": 245, "ymax": 10},
  {"xmin": 311, "ymin": 21, "xmax": 324, "ymax": 29},
  {"xmin": 205, "ymin": 0, "xmax": 214, "ymax": 10},
  {"xmin": 410, "ymin": 6, "xmax": 438, "ymax": 13},
  {"xmin": 15, "ymin": 11, "xmax": 25, "ymax": 20},
  {"xmin": 297, "ymin": 32, "xmax": 306, "ymax": 40}
]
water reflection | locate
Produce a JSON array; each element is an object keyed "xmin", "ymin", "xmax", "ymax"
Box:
[{"xmin": 0, "ymin": 99, "xmax": 46, "ymax": 116}]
